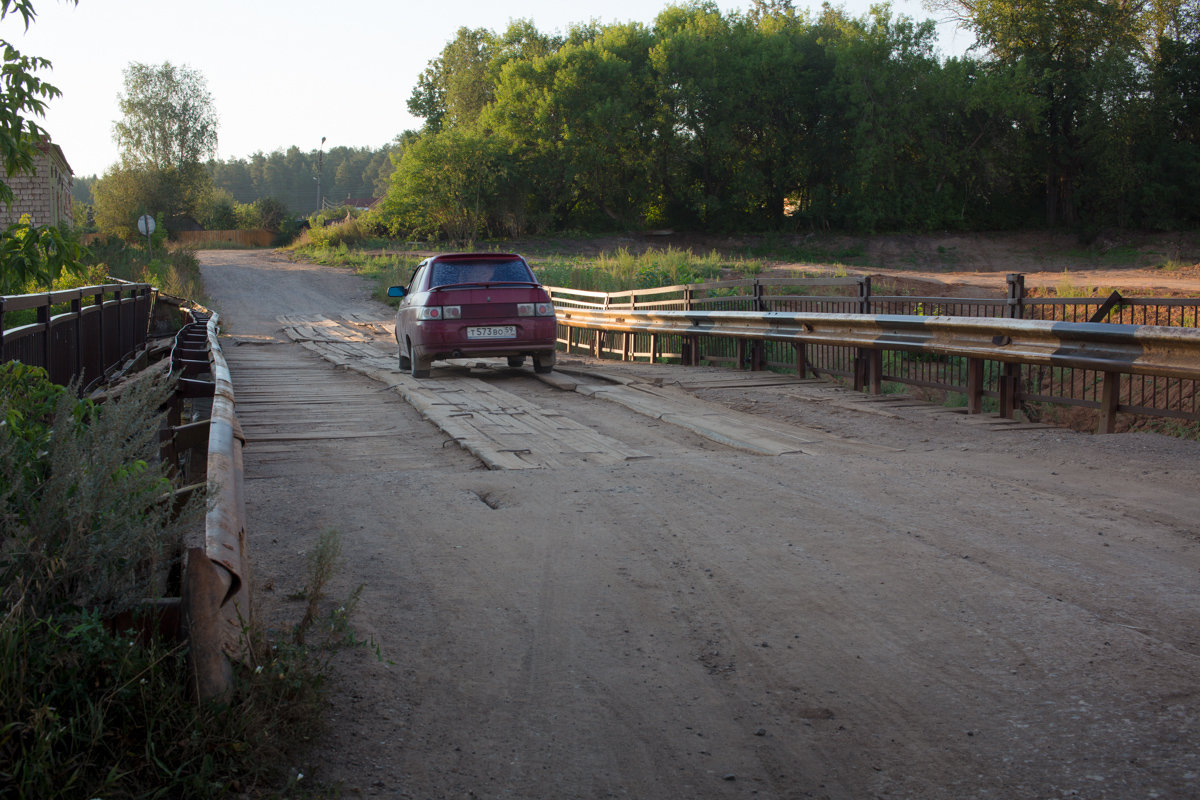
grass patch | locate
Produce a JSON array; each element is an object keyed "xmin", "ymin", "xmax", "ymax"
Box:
[
  {"xmin": 287, "ymin": 241, "xmax": 770, "ymax": 301},
  {"xmin": 533, "ymin": 246, "xmax": 748, "ymax": 292},
  {"xmin": 86, "ymin": 237, "xmax": 207, "ymax": 303}
]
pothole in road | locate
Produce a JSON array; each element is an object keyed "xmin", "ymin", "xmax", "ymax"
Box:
[{"xmin": 473, "ymin": 490, "xmax": 503, "ymax": 510}]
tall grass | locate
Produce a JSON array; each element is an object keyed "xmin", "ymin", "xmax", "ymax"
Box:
[
  {"xmin": 532, "ymin": 246, "xmax": 752, "ymax": 291},
  {"xmin": 289, "ymin": 239, "xmax": 773, "ymax": 302}
]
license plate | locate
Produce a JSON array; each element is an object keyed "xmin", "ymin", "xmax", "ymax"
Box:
[{"xmin": 466, "ymin": 325, "xmax": 516, "ymax": 339}]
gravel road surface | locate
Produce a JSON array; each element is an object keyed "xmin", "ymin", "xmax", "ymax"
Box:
[{"xmin": 200, "ymin": 250, "xmax": 1200, "ymax": 799}]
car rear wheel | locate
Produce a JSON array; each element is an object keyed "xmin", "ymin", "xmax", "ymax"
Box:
[
  {"xmin": 408, "ymin": 339, "xmax": 431, "ymax": 378},
  {"xmin": 506, "ymin": 355, "xmax": 526, "ymax": 368},
  {"xmin": 533, "ymin": 352, "xmax": 555, "ymax": 374}
]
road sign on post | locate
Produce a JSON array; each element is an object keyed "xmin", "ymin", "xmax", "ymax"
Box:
[{"xmin": 137, "ymin": 214, "xmax": 156, "ymax": 257}]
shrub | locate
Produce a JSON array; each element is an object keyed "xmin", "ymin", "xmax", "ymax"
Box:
[
  {"xmin": 83, "ymin": 238, "xmax": 206, "ymax": 302},
  {"xmin": 0, "ymin": 365, "xmax": 193, "ymax": 618}
]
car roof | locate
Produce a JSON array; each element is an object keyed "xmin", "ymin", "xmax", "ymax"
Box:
[{"xmin": 427, "ymin": 252, "xmax": 524, "ymax": 262}]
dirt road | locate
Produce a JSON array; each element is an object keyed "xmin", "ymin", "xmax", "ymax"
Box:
[{"xmin": 200, "ymin": 250, "xmax": 1200, "ymax": 799}]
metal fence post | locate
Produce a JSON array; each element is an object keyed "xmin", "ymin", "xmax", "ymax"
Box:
[
  {"xmin": 71, "ymin": 293, "xmax": 82, "ymax": 380},
  {"xmin": 38, "ymin": 295, "xmax": 51, "ymax": 375},
  {"xmin": 859, "ymin": 276, "xmax": 872, "ymax": 315}
]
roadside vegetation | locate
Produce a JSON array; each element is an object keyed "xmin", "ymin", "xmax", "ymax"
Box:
[
  {"xmin": 0, "ymin": 364, "xmax": 368, "ymax": 797},
  {"xmin": 2, "ymin": 235, "xmax": 205, "ymax": 331}
]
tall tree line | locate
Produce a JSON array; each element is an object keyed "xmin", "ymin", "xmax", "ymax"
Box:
[
  {"xmin": 379, "ymin": 0, "xmax": 1200, "ymax": 238},
  {"xmin": 206, "ymin": 145, "xmax": 396, "ymax": 216}
]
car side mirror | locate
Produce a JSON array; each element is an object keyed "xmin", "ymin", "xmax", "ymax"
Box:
[{"xmin": 387, "ymin": 286, "xmax": 407, "ymax": 298}]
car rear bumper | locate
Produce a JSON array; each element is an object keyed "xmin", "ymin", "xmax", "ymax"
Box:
[{"xmin": 410, "ymin": 317, "xmax": 558, "ymax": 361}]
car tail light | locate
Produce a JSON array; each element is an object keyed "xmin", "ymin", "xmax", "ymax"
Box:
[
  {"xmin": 518, "ymin": 302, "xmax": 556, "ymax": 317},
  {"xmin": 417, "ymin": 306, "xmax": 461, "ymax": 320}
]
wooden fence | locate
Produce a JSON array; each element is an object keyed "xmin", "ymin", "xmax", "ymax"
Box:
[
  {"xmin": 171, "ymin": 229, "xmax": 274, "ymax": 247},
  {"xmin": 78, "ymin": 229, "xmax": 275, "ymax": 248}
]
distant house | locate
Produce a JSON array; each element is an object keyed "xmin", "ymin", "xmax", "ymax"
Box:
[
  {"xmin": 343, "ymin": 196, "xmax": 378, "ymax": 211},
  {"xmin": 0, "ymin": 139, "xmax": 73, "ymax": 228}
]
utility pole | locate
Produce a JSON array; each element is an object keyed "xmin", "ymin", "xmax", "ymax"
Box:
[{"xmin": 316, "ymin": 136, "xmax": 326, "ymax": 212}]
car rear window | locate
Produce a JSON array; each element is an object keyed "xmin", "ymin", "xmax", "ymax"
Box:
[{"xmin": 429, "ymin": 259, "xmax": 532, "ymax": 287}]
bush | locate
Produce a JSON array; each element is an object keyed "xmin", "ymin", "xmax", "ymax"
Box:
[
  {"xmin": 0, "ymin": 364, "xmax": 192, "ymax": 618},
  {"xmin": 302, "ymin": 217, "xmax": 365, "ymax": 249},
  {"xmin": 84, "ymin": 237, "xmax": 206, "ymax": 302}
]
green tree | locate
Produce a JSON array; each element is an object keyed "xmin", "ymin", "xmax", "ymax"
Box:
[
  {"xmin": 408, "ymin": 27, "xmax": 498, "ymax": 132},
  {"xmin": 94, "ymin": 61, "xmax": 220, "ymax": 238},
  {"xmin": 928, "ymin": 0, "xmax": 1173, "ymax": 225},
  {"xmin": 380, "ymin": 127, "xmax": 510, "ymax": 241},
  {"xmin": 113, "ymin": 61, "xmax": 218, "ymax": 170},
  {"xmin": 0, "ymin": 0, "xmax": 82, "ymax": 293},
  {"xmin": 487, "ymin": 22, "xmax": 658, "ymax": 229}
]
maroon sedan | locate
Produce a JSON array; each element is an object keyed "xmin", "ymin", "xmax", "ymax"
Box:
[{"xmin": 388, "ymin": 253, "xmax": 558, "ymax": 378}]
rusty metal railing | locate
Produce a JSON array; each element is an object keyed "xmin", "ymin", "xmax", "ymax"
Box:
[
  {"xmin": 552, "ymin": 305, "xmax": 1200, "ymax": 434},
  {"xmin": 163, "ymin": 309, "xmax": 250, "ymax": 701}
]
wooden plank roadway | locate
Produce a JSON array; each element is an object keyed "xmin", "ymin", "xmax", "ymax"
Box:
[
  {"xmin": 274, "ymin": 314, "xmax": 892, "ymax": 465},
  {"xmin": 278, "ymin": 314, "xmax": 650, "ymax": 469},
  {"xmin": 223, "ymin": 343, "xmax": 481, "ymax": 480}
]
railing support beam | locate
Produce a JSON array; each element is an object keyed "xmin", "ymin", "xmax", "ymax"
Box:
[
  {"xmin": 967, "ymin": 358, "xmax": 985, "ymax": 414},
  {"xmin": 1098, "ymin": 371, "xmax": 1121, "ymax": 434}
]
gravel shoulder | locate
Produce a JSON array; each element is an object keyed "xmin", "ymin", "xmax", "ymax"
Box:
[{"xmin": 200, "ymin": 250, "xmax": 1200, "ymax": 800}]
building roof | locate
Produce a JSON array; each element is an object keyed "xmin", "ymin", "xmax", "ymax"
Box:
[{"xmin": 35, "ymin": 139, "xmax": 72, "ymax": 176}]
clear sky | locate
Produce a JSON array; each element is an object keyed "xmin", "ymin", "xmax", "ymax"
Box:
[{"xmin": 10, "ymin": 0, "xmax": 974, "ymax": 178}]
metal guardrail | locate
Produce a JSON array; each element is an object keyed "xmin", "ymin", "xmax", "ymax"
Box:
[
  {"xmin": 548, "ymin": 274, "xmax": 1200, "ymax": 328},
  {"xmin": 556, "ymin": 308, "xmax": 1200, "ymax": 380},
  {"xmin": 164, "ymin": 309, "xmax": 250, "ymax": 701},
  {"xmin": 551, "ymin": 303, "xmax": 1200, "ymax": 434}
]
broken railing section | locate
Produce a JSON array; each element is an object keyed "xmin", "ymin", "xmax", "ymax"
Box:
[
  {"xmin": 161, "ymin": 309, "xmax": 251, "ymax": 701},
  {"xmin": 550, "ymin": 303, "xmax": 1200, "ymax": 435}
]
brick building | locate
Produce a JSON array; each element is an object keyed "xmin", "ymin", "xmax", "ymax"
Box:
[{"xmin": 1, "ymin": 139, "xmax": 73, "ymax": 228}]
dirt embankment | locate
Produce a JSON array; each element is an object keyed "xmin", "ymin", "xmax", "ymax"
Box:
[{"xmin": 509, "ymin": 230, "xmax": 1200, "ymax": 298}]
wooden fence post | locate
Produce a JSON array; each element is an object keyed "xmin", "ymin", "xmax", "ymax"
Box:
[
  {"xmin": 966, "ymin": 357, "xmax": 984, "ymax": 414},
  {"xmin": 998, "ymin": 363, "xmax": 1019, "ymax": 418},
  {"xmin": 71, "ymin": 294, "xmax": 83, "ymax": 381},
  {"xmin": 794, "ymin": 342, "xmax": 808, "ymax": 378},
  {"xmin": 94, "ymin": 288, "xmax": 106, "ymax": 378},
  {"xmin": 1098, "ymin": 371, "xmax": 1121, "ymax": 434},
  {"xmin": 1006, "ymin": 274, "xmax": 1025, "ymax": 319}
]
